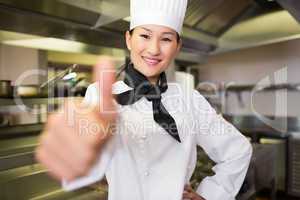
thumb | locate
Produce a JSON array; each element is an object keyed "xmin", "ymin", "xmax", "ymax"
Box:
[{"xmin": 93, "ymin": 56, "xmax": 117, "ymax": 122}]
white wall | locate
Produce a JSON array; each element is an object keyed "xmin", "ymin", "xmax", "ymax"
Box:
[
  {"xmin": 0, "ymin": 44, "xmax": 47, "ymax": 84},
  {"xmin": 0, "ymin": 44, "xmax": 47, "ymax": 124},
  {"xmin": 197, "ymin": 38, "xmax": 300, "ymax": 117}
]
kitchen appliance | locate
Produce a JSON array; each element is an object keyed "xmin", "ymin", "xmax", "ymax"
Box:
[
  {"xmin": 40, "ymin": 64, "xmax": 78, "ymax": 89},
  {"xmin": 0, "ymin": 114, "xmax": 9, "ymax": 127},
  {"xmin": 287, "ymin": 132, "xmax": 300, "ymax": 197},
  {"xmin": 0, "ymin": 80, "xmax": 13, "ymax": 98},
  {"xmin": 14, "ymin": 85, "xmax": 39, "ymax": 97}
]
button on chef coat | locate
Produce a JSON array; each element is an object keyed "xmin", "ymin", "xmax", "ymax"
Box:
[{"xmin": 62, "ymin": 80, "xmax": 253, "ymax": 200}]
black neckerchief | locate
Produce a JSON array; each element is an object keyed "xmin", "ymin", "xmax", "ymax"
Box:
[{"xmin": 115, "ymin": 63, "xmax": 181, "ymax": 143}]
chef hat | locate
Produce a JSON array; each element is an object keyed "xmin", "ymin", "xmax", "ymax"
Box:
[{"xmin": 130, "ymin": 0, "xmax": 188, "ymax": 34}]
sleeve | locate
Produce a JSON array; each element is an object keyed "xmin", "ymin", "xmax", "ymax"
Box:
[
  {"xmin": 62, "ymin": 83, "xmax": 116, "ymax": 191},
  {"xmin": 191, "ymin": 90, "xmax": 253, "ymax": 200}
]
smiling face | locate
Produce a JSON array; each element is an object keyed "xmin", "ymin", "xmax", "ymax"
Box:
[{"xmin": 125, "ymin": 24, "xmax": 182, "ymax": 84}]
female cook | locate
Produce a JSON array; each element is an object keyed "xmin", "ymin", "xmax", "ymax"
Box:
[{"xmin": 36, "ymin": 0, "xmax": 252, "ymax": 199}]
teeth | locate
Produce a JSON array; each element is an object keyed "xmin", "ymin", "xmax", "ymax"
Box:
[{"xmin": 143, "ymin": 57, "xmax": 160, "ymax": 65}]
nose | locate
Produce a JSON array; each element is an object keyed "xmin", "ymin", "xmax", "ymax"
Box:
[{"xmin": 147, "ymin": 39, "xmax": 160, "ymax": 56}]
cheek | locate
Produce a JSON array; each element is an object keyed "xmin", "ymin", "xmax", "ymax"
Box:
[
  {"xmin": 161, "ymin": 44, "xmax": 178, "ymax": 60},
  {"xmin": 130, "ymin": 40, "xmax": 146, "ymax": 57}
]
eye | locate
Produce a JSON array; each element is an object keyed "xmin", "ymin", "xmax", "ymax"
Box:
[
  {"xmin": 140, "ymin": 34, "xmax": 150, "ymax": 39},
  {"xmin": 162, "ymin": 38, "xmax": 172, "ymax": 42}
]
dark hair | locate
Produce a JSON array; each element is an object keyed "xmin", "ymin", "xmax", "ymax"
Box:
[{"xmin": 129, "ymin": 29, "xmax": 181, "ymax": 43}]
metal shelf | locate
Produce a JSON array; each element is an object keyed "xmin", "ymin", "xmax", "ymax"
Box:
[
  {"xmin": 31, "ymin": 188, "xmax": 107, "ymax": 200},
  {"xmin": 0, "ymin": 151, "xmax": 36, "ymax": 171},
  {"xmin": 0, "ymin": 164, "xmax": 107, "ymax": 200},
  {"xmin": 0, "ymin": 123, "xmax": 44, "ymax": 138},
  {"xmin": 0, "ymin": 97, "xmax": 82, "ymax": 106}
]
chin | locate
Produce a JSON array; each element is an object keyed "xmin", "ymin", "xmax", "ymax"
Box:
[
  {"xmin": 136, "ymin": 64, "xmax": 160, "ymax": 75},
  {"xmin": 140, "ymin": 69, "xmax": 159, "ymax": 78}
]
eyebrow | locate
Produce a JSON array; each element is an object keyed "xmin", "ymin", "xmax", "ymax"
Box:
[{"xmin": 141, "ymin": 27, "xmax": 176, "ymax": 36}]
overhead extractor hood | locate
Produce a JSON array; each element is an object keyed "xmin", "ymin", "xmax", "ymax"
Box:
[
  {"xmin": 0, "ymin": 0, "xmax": 217, "ymax": 64},
  {"xmin": 276, "ymin": 0, "xmax": 300, "ymax": 23},
  {"xmin": 0, "ymin": 0, "xmax": 299, "ymax": 58}
]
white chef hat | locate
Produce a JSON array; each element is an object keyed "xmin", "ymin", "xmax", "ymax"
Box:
[{"xmin": 130, "ymin": 0, "xmax": 188, "ymax": 34}]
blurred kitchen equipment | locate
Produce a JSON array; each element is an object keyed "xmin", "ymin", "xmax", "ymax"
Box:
[
  {"xmin": 0, "ymin": 80, "xmax": 13, "ymax": 98},
  {"xmin": 0, "ymin": 114, "xmax": 9, "ymax": 127},
  {"xmin": 14, "ymin": 85, "xmax": 39, "ymax": 97},
  {"xmin": 197, "ymin": 83, "xmax": 218, "ymax": 95},
  {"xmin": 39, "ymin": 64, "xmax": 79, "ymax": 97},
  {"xmin": 236, "ymin": 92, "xmax": 246, "ymax": 108},
  {"xmin": 53, "ymin": 77, "xmax": 86, "ymax": 97},
  {"xmin": 175, "ymin": 71, "xmax": 195, "ymax": 90},
  {"xmin": 287, "ymin": 132, "xmax": 300, "ymax": 197},
  {"xmin": 12, "ymin": 84, "xmax": 48, "ymax": 98},
  {"xmin": 40, "ymin": 64, "xmax": 78, "ymax": 89},
  {"xmin": 252, "ymin": 143, "xmax": 277, "ymax": 200},
  {"xmin": 237, "ymin": 162, "xmax": 256, "ymax": 200},
  {"xmin": 238, "ymin": 143, "xmax": 276, "ymax": 200},
  {"xmin": 62, "ymin": 72, "xmax": 77, "ymax": 81}
]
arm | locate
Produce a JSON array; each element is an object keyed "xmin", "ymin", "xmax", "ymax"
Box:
[
  {"xmin": 62, "ymin": 83, "xmax": 116, "ymax": 191},
  {"xmin": 35, "ymin": 58, "xmax": 117, "ymax": 192},
  {"xmin": 191, "ymin": 91, "xmax": 252, "ymax": 200}
]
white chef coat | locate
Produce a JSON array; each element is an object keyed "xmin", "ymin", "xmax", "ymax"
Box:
[{"xmin": 62, "ymin": 80, "xmax": 252, "ymax": 200}]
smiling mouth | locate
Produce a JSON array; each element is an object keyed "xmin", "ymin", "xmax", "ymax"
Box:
[{"xmin": 142, "ymin": 56, "xmax": 162, "ymax": 66}]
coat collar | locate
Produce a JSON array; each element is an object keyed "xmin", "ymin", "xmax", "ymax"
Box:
[{"xmin": 112, "ymin": 80, "xmax": 133, "ymax": 95}]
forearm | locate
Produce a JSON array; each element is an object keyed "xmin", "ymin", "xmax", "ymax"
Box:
[{"xmin": 196, "ymin": 134, "xmax": 252, "ymax": 200}]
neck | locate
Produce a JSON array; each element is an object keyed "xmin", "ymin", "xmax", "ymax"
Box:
[
  {"xmin": 147, "ymin": 76, "xmax": 159, "ymax": 85},
  {"xmin": 128, "ymin": 63, "xmax": 161, "ymax": 85}
]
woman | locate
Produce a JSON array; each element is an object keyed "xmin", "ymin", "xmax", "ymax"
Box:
[{"xmin": 36, "ymin": 0, "xmax": 252, "ymax": 199}]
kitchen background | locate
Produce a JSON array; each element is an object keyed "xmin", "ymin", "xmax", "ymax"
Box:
[{"xmin": 0, "ymin": 0, "xmax": 300, "ymax": 200}]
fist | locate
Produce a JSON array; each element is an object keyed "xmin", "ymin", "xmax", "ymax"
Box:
[
  {"xmin": 35, "ymin": 57, "xmax": 117, "ymax": 181},
  {"xmin": 182, "ymin": 185, "xmax": 206, "ymax": 200}
]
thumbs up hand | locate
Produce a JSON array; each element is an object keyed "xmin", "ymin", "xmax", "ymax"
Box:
[{"xmin": 35, "ymin": 56, "xmax": 117, "ymax": 182}]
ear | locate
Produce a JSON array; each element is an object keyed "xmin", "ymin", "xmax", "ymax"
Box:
[
  {"xmin": 125, "ymin": 31, "xmax": 132, "ymax": 51},
  {"xmin": 175, "ymin": 39, "xmax": 182, "ymax": 56}
]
